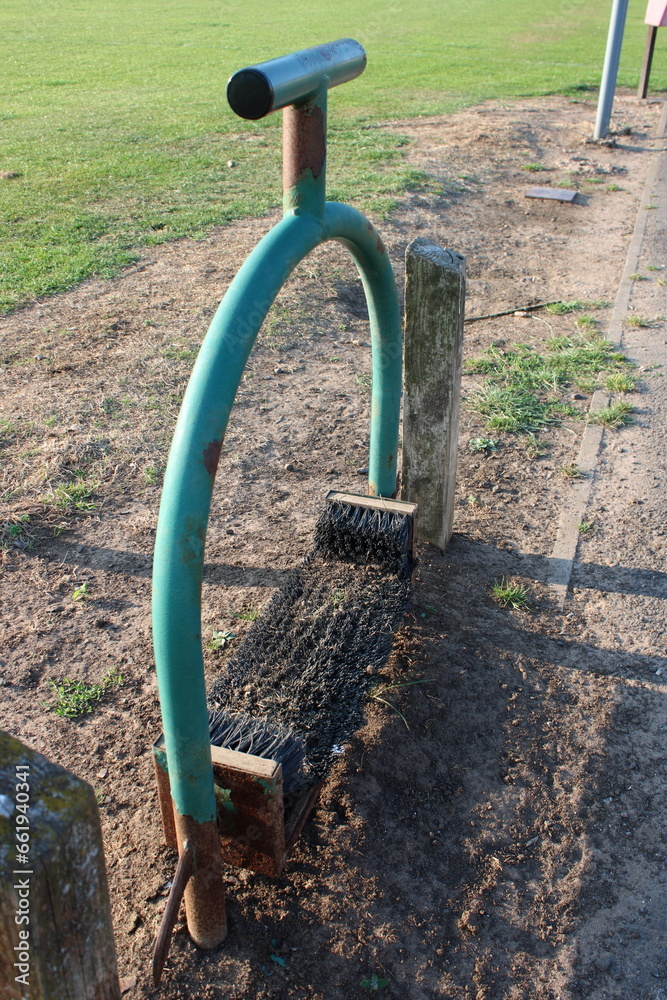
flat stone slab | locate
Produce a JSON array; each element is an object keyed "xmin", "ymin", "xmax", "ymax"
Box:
[{"xmin": 525, "ymin": 186, "xmax": 578, "ymax": 201}]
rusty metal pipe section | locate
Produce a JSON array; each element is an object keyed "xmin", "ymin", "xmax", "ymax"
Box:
[
  {"xmin": 282, "ymin": 84, "xmax": 327, "ymax": 219},
  {"xmin": 226, "ymin": 38, "xmax": 366, "ymax": 120}
]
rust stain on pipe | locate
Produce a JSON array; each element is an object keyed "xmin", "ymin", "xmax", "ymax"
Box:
[
  {"xmin": 203, "ymin": 439, "xmax": 222, "ymax": 477},
  {"xmin": 174, "ymin": 812, "xmax": 227, "ymax": 950},
  {"xmin": 283, "ymin": 103, "xmax": 326, "ymax": 190}
]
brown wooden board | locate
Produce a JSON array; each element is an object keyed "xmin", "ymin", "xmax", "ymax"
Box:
[
  {"xmin": 152, "ymin": 737, "xmax": 286, "ymax": 877},
  {"xmin": 325, "ymin": 490, "xmax": 417, "ymax": 517}
]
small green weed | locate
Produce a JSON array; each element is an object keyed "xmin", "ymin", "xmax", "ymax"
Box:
[
  {"xmin": 1, "ymin": 514, "xmax": 32, "ymax": 549},
  {"xmin": 521, "ymin": 163, "xmax": 548, "ymax": 172},
  {"xmin": 47, "ymin": 667, "xmax": 123, "ymax": 718},
  {"xmin": 361, "ymin": 974, "xmax": 389, "ymax": 991},
  {"xmin": 605, "ymin": 183, "xmax": 621, "ymax": 192},
  {"xmin": 604, "ymin": 372, "xmax": 636, "ymax": 393},
  {"xmin": 561, "ymin": 462, "xmax": 584, "ymax": 479},
  {"xmin": 522, "ymin": 432, "xmax": 548, "ymax": 459},
  {"xmin": 491, "ymin": 578, "xmax": 530, "ymax": 610},
  {"xmin": 71, "ymin": 582, "xmax": 90, "ymax": 601},
  {"xmin": 628, "ymin": 273, "xmax": 647, "ymax": 282},
  {"xmin": 646, "ymin": 264, "xmax": 662, "ymax": 272},
  {"xmin": 143, "ymin": 466, "xmax": 159, "ymax": 485},
  {"xmin": 354, "ymin": 372, "xmax": 372, "ymax": 391},
  {"xmin": 468, "ymin": 436, "xmax": 499, "ymax": 453},
  {"xmin": 207, "ymin": 628, "xmax": 235, "ymax": 652},
  {"xmin": 234, "ymin": 607, "xmax": 259, "ymax": 622},
  {"xmin": 579, "ymin": 520, "xmax": 594, "ymax": 533},
  {"xmin": 370, "ymin": 678, "xmax": 430, "ymax": 731}
]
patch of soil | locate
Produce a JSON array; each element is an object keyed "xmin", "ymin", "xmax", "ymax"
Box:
[{"xmin": 2, "ymin": 94, "xmax": 666, "ymax": 999}]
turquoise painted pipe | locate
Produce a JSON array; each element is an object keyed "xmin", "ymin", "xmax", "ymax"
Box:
[
  {"xmin": 153, "ymin": 202, "xmax": 401, "ymax": 824},
  {"xmin": 153, "ymin": 56, "xmax": 402, "ymax": 831}
]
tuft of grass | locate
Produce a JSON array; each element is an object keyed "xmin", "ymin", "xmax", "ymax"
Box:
[
  {"xmin": 574, "ymin": 314, "xmax": 597, "ymax": 332},
  {"xmin": 162, "ymin": 344, "xmax": 198, "ymax": 362},
  {"xmin": 143, "ymin": 466, "xmax": 159, "ymax": 485},
  {"xmin": 605, "ymin": 372, "xmax": 637, "ymax": 393},
  {"xmin": 589, "ymin": 402, "xmax": 634, "ymax": 428},
  {"xmin": 234, "ymin": 606, "xmax": 259, "ymax": 622},
  {"xmin": 491, "ymin": 578, "xmax": 530, "ymax": 610},
  {"xmin": 605, "ymin": 182, "xmax": 621, "ymax": 192},
  {"xmin": 51, "ymin": 480, "xmax": 97, "ymax": 512},
  {"xmin": 578, "ymin": 520, "xmax": 594, "ymax": 533},
  {"xmin": 561, "ymin": 462, "xmax": 584, "ymax": 479},
  {"xmin": 47, "ymin": 667, "xmax": 123, "ymax": 718},
  {"xmin": 471, "ymin": 384, "xmax": 553, "ymax": 433},
  {"xmin": 466, "ymin": 336, "xmax": 632, "ymax": 435},
  {"xmin": 628, "ymin": 272, "xmax": 647, "ymax": 281},
  {"xmin": 545, "ymin": 299, "xmax": 610, "ymax": 315},
  {"xmin": 625, "ymin": 315, "xmax": 657, "ymax": 328},
  {"xmin": 521, "ymin": 162, "xmax": 548, "ymax": 172}
]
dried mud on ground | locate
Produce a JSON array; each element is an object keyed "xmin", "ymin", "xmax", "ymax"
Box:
[{"xmin": 2, "ymin": 95, "xmax": 667, "ymax": 999}]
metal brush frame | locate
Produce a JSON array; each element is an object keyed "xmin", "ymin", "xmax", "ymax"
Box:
[{"xmin": 151, "ymin": 39, "xmax": 403, "ymax": 952}]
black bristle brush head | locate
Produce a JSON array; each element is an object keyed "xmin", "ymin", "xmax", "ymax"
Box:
[
  {"xmin": 207, "ymin": 709, "xmax": 308, "ymax": 795},
  {"xmin": 314, "ymin": 500, "xmax": 412, "ymax": 579}
]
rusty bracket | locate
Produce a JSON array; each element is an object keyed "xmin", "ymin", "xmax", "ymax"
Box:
[{"xmin": 152, "ymin": 843, "xmax": 193, "ymax": 986}]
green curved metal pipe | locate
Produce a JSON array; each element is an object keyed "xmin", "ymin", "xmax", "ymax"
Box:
[{"xmin": 152, "ymin": 201, "xmax": 402, "ymax": 824}]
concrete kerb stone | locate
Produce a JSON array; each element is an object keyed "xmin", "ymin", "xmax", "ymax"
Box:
[{"xmin": 546, "ymin": 101, "xmax": 667, "ymax": 607}]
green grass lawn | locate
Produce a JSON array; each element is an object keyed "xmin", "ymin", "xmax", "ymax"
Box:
[{"xmin": 2, "ymin": 0, "xmax": 664, "ymax": 313}]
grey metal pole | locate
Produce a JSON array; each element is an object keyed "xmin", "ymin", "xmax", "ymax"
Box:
[{"xmin": 594, "ymin": 0, "xmax": 630, "ymax": 139}]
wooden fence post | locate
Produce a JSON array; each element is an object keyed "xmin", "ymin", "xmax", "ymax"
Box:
[
  {"xmin": 0, "ymin": 731, "xmax": 121, "ymax": 1000},
  {"xmin": 402, "ymin": 238, "xmax": 465, "ymax": 551}
]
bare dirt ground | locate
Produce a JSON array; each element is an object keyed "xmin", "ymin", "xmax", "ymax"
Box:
[{"xmin": 2, "ymin": 93, "xmax": 667, "ymax": 999}]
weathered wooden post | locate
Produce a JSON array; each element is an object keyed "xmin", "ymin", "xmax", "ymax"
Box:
[
  {"xmin": 0, "ymin": 732, "xmax": 121, "ymax": 1000},
  {"xmin": 402, "ymin": 238, "xmax": 465, "ymax": 551},
  {"xmin": 638, "ymin": 0, "xmax": 667, "ymax": 99}
]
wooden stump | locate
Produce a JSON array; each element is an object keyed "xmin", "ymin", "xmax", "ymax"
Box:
[
  {"xmin": 402, "ymin": 238, "xmax": 465, "ymax": 550},
  {"xmin": 0, "ymin": 731, "xmax": 120, "ymax": 999}
]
